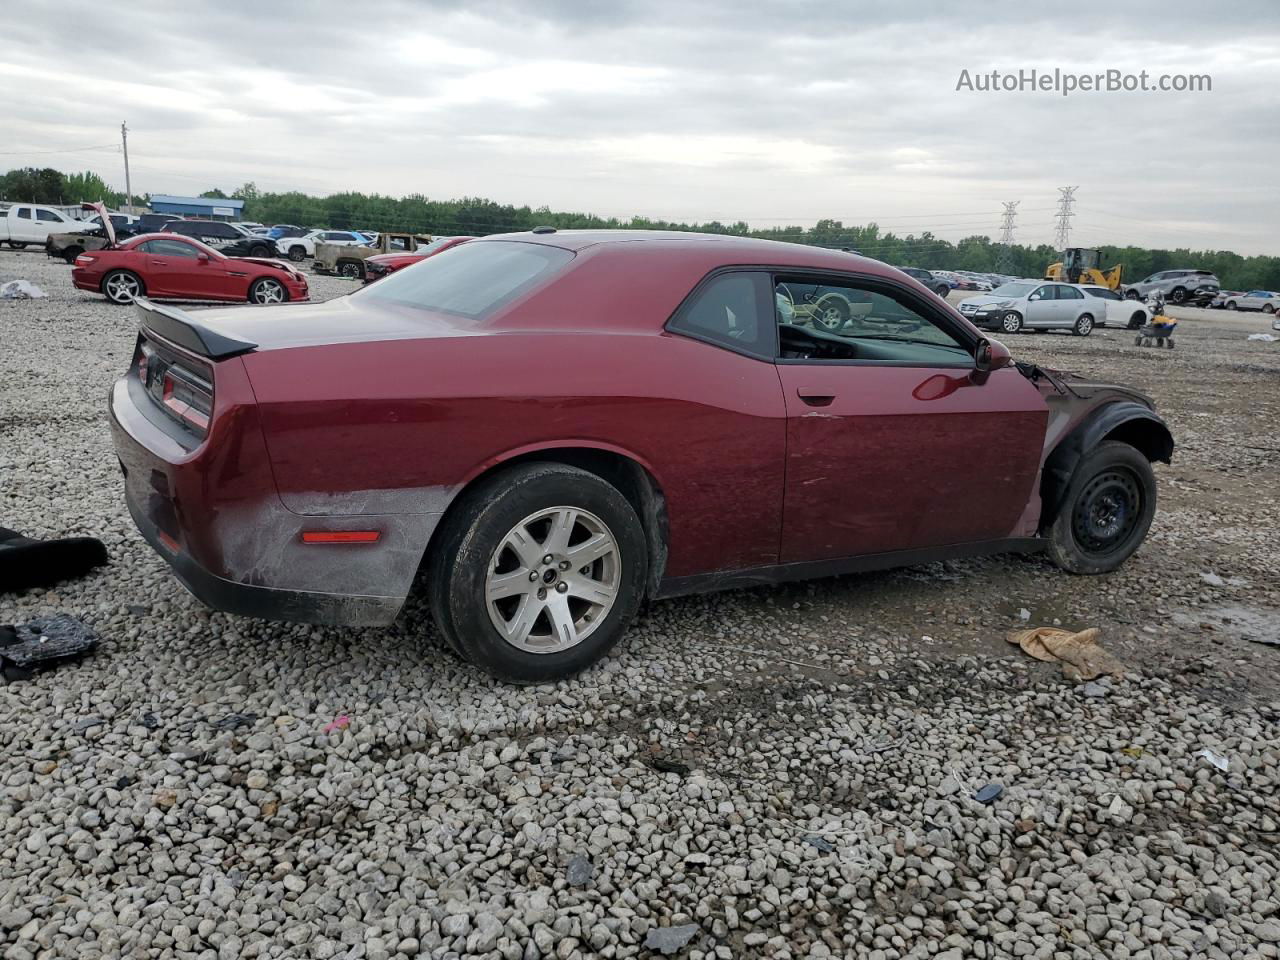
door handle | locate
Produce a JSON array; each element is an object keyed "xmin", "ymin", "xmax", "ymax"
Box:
[{"xmin": 796, "ymin": 387, "xmax": 835, "ymax": 407}]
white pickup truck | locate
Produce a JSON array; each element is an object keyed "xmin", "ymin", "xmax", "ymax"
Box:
[{"xmin": 0, "ymin": 203, "xmax": 97, "ymax": 249}]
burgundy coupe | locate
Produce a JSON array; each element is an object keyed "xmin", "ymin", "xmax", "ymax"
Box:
[
  {"xmin": 109, "ymin": 231, "xmax": 1172, "ymax": 682},
  {"xmin": 73, "ymin": 229, "xmax": 309, "ymax": 306}
]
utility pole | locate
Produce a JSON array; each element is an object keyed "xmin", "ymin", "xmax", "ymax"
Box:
[
  {"xmin": 121, "ymin": 121, "xmax": 133, "ymax": 211},
  {"xmin": 1053, "ymin": 186, "xmax": 1077, "ymax": 251},
  {"xmin": 995, "ymin": 200, "xmax": 1019, "ymax": 274}
]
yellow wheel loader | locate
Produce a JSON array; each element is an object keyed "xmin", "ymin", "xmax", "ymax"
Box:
[{"xmin": 1045, "ymin": 248, "xmax": 1123, "ymax": 289}]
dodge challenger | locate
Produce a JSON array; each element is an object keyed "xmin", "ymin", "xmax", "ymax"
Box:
[{"xmin": 109, "ymin": 230, "xmax": 1173, "ymax": 682}]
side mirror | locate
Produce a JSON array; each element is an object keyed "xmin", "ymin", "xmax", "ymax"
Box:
[
  {"xmin": 197, "ymin": 253, "xmax": 210, "ymax": 263},
  {"xmin": 1028, "ymin": 293, "xmax": 1041, "ymax": 301},
  {"xmin": 973, "ymin": 338, "xmax": 1012, "ymax": 376}
]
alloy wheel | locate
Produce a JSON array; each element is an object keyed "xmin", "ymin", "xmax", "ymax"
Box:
[
  {"xmin": 1002, "ymin": 312, "xmax": 1021, "ymax": 333},
  {"xmin": 485, "ymin": 506, "xmax": 620, "ymax": 653},
  {"xmin": 105, "ymin": 273, "xmax": 140, "ymax": 303},
  {"xmin": 252, "ymin": 279, "xmax": 285, "ymax": 304}
]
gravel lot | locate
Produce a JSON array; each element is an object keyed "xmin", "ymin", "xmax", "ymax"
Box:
[{"xmin": 2, "ymin": 248, "xmax": 1278, "ymax": 960}]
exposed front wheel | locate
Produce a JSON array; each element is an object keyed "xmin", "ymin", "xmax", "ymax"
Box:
[
  {"xmin": 1001, "ymin": 311, "xmax": 1023, "ymax": 334},
  {"xmin": 1127, "ymin": 313, "xmax": 1145, "ymax": 330},
  {"xmin": 337, "ymin": 260, "xmax": 364, "ymax": 280},
  {"xmin": 102, "ymin": 270, "xmax": 144, "ymax": 304},
  {"xmin": 1073, "ymin": 314, "xmax": 1094, "ymax": 337},
  {"xmin": 287, "ymin": 246, "xmax": 306, "ymax": 262},
  {"xmin": 1047, "ymin": 441, "xmax": 1156, "ymax": 575},
  {"xmin": 249, "ymin": 277, "xmax": 287, "ymax": 304},
  {"xmin": 427, "ymin": 463, "xmax": 648, "ymax": 683}
]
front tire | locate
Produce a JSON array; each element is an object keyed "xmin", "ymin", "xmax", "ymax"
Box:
[
  {"xmin": 1226, "ymin": 301, "xmax": 1237, "ymax": 310},
  {"xmin": 1000, "ymin": 311, "xmax": 1023, "ymax": 334},
  {"xmin": 102, "ymin": 270, "xmax": 144, "ymax": 304},
  {"xmin": 1127, "ymin": 312, "xmax": 1145, "ymax": 330},
  {"xmin": 1073, "ymin": 313, "xmax": 1094, "ymax": 337},
  {"xmin": 427, "ymin": 463, "xmax": 648, "ymax": 683},
  {"xmin": 1264, "ymin": 304, "xmax": 1275, "ymax": 314},
  {"xmin": 249, "ymin": 277, "xmax": 288, "ymax": 304},
  {"xmin": 337, "ymin": 260, "xmax": 364, "ymax": 280},
  {"xmin": 287, "ymin": 245, "xmax": 306, "ymax": 262},
  {"xmin": 1047, "ymin": 441, "xmax": 1156, "ymax": 575}
]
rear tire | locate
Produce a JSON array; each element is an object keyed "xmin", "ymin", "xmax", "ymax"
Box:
[
  {"xmin": 1124, "ymin": 289, "xmax": 1140, "ymax": 300},
  {"xmin": 427, "ymin": 463, "xmax": 647, "ymax": 683},
  {"xmin": 1073, "ymin": 314, "xmax": 1094, "ymax": 337},
  {"xmin": 1264, "ymin": 304, "xmax": 1275, "ymax": 314},
  {"xmin": 337, "ymin": 260, "xmax": 364, "ymax": 280},
  {"xmin": 1170, "ymin": 287, "xmax": 1186, "ymax": 303},
  {"xmin": 1226, "ymin": 301, "xmax": 1237, "ymax": 310},
  {"xmin": 1047, "ymin": 441, "xmax": 1156, "ymax": 575},
  {"xmin": 102, "ymin": 269, "xmax": 144, "ymax": 304},
  {"xmin": 8, "ymin": 241, "xmax": 28, "ymax": 250}
]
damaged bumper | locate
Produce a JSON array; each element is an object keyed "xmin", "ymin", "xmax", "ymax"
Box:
[{"xmin": 108, "ymin": 373, "xmax": 425, "ymax": 628}]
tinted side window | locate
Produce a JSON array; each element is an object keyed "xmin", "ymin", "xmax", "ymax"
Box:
[
  {"xmin": 16, "ymin": 208, "xmax": 32, "ymax": 220},
  {"xmin": 668, "ymin": 272, "xmax": 773, "ymax": 360},
  {"xmin": 1058, "ymin": 286, "xmax": 1083, "ymax": 299},
  {"xmin": 140, "ymin": 239, "xmax": 200, "ymax": 258},
  {"xmin": 36, "ymin": 209, "xmax": 62, "ymax": 222},
  {"xmin": 1032, "ymin": 286, "xmax": 1054, "ymax": 300}
]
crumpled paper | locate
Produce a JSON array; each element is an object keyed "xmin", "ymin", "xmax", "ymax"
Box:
[{"xmin": 1005, "ymin": 626, "xmax": 1125, "ymax": 681}]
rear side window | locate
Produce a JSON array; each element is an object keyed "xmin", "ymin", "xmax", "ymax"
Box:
[
  {"xmin": 36, "ymin": 209, "xmax": 62, "ymax": 222},
  {"xmin": 361, "ymin": 239, "xmax": 572, "ymax": 320},
  {"xmin": 667, "ymin": 271, "xmax": 773, "ymax": 360},
  {"xmin": 16, "ymin": 208, "xmax": 31, "ymax": 220}
]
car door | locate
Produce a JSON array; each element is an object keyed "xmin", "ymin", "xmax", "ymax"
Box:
[
  {"xmin": 34, "ymin": 207, "xmax": 71, "ymax": 242},
  {"xmin": 1024, "ymin": 284, "xmax": 1059, "ymax": 327},
  {"xmin": 772, "ymin": 272, "xmax": 1048, "ymax": 563},
  {"xmin": 1056, "ymin": 285, "xmax": 1088, "ymax": 327},
  {"xmin": 140, "ymin": 237, "xmax": 224, "ymax": 298}
]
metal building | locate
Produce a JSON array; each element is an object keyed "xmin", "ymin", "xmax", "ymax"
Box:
[{"xmin": 149, "ymin": 195, "xmax": 245, "ymax": 221}]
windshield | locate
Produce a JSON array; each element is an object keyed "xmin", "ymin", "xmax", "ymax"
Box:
[
  {"xmin": 360, "ymin": 240, "xmax": 572, "ymax": 320},
  {"xmin": 992, "ymin": 282, "xmax": 1035, "ymax": 298}
]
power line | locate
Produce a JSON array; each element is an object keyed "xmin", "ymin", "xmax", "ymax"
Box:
[
  {"xmin": 0, "ymin": 142, "xmax": 118, "ymax": 156},
  {"xmin": 1053, "ymin": 186, "xmax": 1077, "ymax": 250}
]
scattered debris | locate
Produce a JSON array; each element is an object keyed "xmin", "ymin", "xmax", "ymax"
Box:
[
  {"xmin": 215, "ymin": 712, "xmax": 257, "ymax": 730},
  {"xmin": 1199, "ymin": 571, "xmax": 1249, "ymax": 588},
  {"xmin": 1121, "ymin": 746, "xmax": 1144, "ymax": 758},
  {"xmin": 1006, "ymin": 626, "xmax": 1124, "ymax": 681},
  {"xmin": 975, "ymin": 783, "xmax": 1003, "ymax": 805},
  {"xmin": 322, "ymin": 715, "xmax": 351, "ymax": 734},
  {"xmin": 643, "ymin": 923, "xmax": 701, "ymax": 956},
  {"xmin": 1204, "ymin": 891, "xmax": 1232, "ymax": 918},
  {"xmin": 138, "ymin": 712, "xmax": 161, "ymax": 730},
  {"xmin": 1018, "ymin": 607, "xmax": 1031, "ymax": 621},
  {"xmin": 1246, "ymin": 333, "xmax": 1277, "ymax": 342},
  {"xmin": 0, "ymin": 526, "xmax": 108, "ymax": 591},
  {"xmin": 73, "ymin": 715, "xmax": 105, "ymax": 733},
  {"xmin": 1197, "ymin": 748, "xmax": 1230, "ymax": 772},
  {"xmin": 804, "ymin": 835, "xmax": 835, "ymax": 853},
  {"xmin": 646, "ymin": 752, "xmax": 691, "ymax": 776},
  {"xmin": 126, "ymin": 604, "xmax": 150, "ymax": 616},
  {"xmin": 566, "ymin": 854, "xmax": 594, "ymax": 886},
  {"xmin": 0, "ymin": 279, "xmax": 47, "ymax": 299},
  {"xmin": 1, "ymin": 614, "xmax": 100, "ymax": 682}
]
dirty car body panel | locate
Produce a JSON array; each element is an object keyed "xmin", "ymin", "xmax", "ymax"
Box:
[{"xmin": 108, "ymin": 231, "xmax": 1173, "ymax": 628}]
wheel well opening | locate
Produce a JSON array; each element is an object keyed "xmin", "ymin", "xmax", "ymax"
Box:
[
  {"xmin": 424, "ymin": 448, "xmax": 669, "ymax": 597},
  {"xmin": 1102, "ymin": 419, "xmax": 1173, "ymax": 464}
]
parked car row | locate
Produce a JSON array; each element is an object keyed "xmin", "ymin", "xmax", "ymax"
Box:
[{"xmin": 958, "ymin": 279, "xmax": 1151, "ymax": 336}]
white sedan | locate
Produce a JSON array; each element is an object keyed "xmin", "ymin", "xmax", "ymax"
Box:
[
  {"xmin": 1079, "ymin": 285, "xmax": 1151, "ymax": 329},
  {"xmin": 1223, "ymin": 290, "xmax": 1280, "ymax": 313},
  {"xmin": 276, "ymin": 229, "xmax": 370, "ymax": 262},
  {"xmin": 957, "ymin": 280, "xmax": 1101, "ymax": 336}
]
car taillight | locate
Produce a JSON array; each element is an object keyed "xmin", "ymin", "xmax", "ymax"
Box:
[
  {"xmin": 137, "ymin": 343, "xmax": 154, "ymax": 384},
  {"xmin": 161, "ymin": 368, "xmax": 213, "ymax": 435}
]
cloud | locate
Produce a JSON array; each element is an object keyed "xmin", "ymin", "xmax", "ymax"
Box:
[{"xmin": 4, "ymin": 0, "xmax": 1278, "ymax": 253}]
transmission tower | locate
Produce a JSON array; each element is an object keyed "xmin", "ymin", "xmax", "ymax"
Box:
[
  {"xmin": 995, "ymin": 200, "xmax": 1019, "ymax": 274},
  {"xmin": 1053, "ymin": 186, "xmax": 1077, "ymax": 250}
]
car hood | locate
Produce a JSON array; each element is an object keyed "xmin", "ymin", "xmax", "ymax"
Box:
[
  {"xmin": 958, "ymin": 295, "xmax": 1011, "ymax": 309},
  {"xmin": 229, "ymin": 256, "xmax": 299, "ymax": 273},
  {"xmin": 188, "ymin": 293, "xmax": 476, "ymax": 352}
]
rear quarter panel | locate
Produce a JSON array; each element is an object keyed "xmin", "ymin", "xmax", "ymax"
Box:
[{"xmin": 243, "ymin": 330, "xmax": 788, "ymax": 577}]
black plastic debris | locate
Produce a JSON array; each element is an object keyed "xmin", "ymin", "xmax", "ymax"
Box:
[
  {"xmin": 804, "ymin": 835, "xmax": 835, "ymax": 853},
  {"xmin": 646, "ymin": 754, "xmax": 691, "ymax": 776},
  {"xmin": 215, "ymin": 712, "xmax": 258, "ymax": 730},
  {"xmin": 1, "ymin": 614, "xmax": 99, "ymax": 683},
  {"xmin": 975, "ymin": 783, "xmax": 1004, "ymax": 805},
  {"xmin": 139, "ymin": 712, "xmax": 161, "ymax": 730},
  {"xmin": 0, "ymin": 527, "xmax": 108, "ymax": 592}
]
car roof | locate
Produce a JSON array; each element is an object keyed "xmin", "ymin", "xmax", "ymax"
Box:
[{"xmin": 472, "ymin": 229, "xmax": 898, "ymax": 274}]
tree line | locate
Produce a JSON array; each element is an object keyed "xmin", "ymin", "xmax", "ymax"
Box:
[{"xmin": 4, "ymin": 166, "xmax": 1278, "ymax": 290}]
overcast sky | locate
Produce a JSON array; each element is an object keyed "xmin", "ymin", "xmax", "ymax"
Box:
[{"xmin": 5, "ymin": 0, "xmax": 1278, "ymax": 254}]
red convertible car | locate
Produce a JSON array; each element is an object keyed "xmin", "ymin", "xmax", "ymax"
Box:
[
  {"xmin": 109, "ymin": 230, "xmax": 1172, "ymax": 682},
  {"xmin": 73, "ymin": 230, "xmax": 309, "ymax": 305},
  {"xmin": 362, "ymin": 236, "xmax": 474, "ymax": 283}
]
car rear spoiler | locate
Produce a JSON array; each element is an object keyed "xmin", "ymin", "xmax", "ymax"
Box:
[{"xmin": 134, "ymin": 297, "xmax": 257, "ymax": 359}]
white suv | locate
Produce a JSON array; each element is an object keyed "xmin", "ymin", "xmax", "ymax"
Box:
[{"xmin": 958, "ymin": 280, "xmax": 1100, "ymax": 336}]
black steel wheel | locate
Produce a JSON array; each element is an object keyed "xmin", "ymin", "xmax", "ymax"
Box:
[{"xmin": 1047, "ymin": 441, "xmax": 1156, "ymax": 574}]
